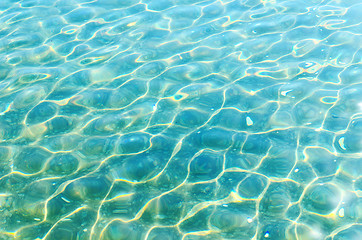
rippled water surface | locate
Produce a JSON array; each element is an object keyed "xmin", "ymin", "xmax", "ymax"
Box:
[{"xmin": 0, "ymin": 0, "xmax": 361, "ymax": 239}]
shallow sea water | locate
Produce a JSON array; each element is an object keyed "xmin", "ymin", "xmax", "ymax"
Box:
[{"xmin": 0, "ymin": 0, "xmax": 361, "ymax": 239}]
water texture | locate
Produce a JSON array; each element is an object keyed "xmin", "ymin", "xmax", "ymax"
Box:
[{"xmin": 0, "ymin": 0, "xmax": 361, "ymax": 239}]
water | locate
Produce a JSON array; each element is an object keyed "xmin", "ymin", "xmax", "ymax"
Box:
[{"xmin": 0, "ymin": 0, "xmax": 361, "ymax": 239}]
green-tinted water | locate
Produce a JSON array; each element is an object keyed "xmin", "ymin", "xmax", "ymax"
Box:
[{"xmin": 0, "ymin": 0, "xmax": 361, "ymax": 239}]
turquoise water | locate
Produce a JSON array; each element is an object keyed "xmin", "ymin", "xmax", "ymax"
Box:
[{"xmin": 0, "ymin": 0, "xmax": 361, "ymax": 239}]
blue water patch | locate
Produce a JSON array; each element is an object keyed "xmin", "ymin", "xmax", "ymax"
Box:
[{"xmin": 0, "ymin": 0, "xmax": 361, "ymax": 239}]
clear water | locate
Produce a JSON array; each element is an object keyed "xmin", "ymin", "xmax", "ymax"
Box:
[{"xmin": 0, "ymin": 0, "xmax": 361, "ymax": 239}]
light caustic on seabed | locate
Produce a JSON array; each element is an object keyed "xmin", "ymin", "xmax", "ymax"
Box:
[{"xmin": 0, "ymin": 0, "xmax": 361, "ymax": 239}]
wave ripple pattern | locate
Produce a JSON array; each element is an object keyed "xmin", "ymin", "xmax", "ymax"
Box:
[{"xmin": 0, "ymin": 0, "xmax": 361, "ymax": 239}]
